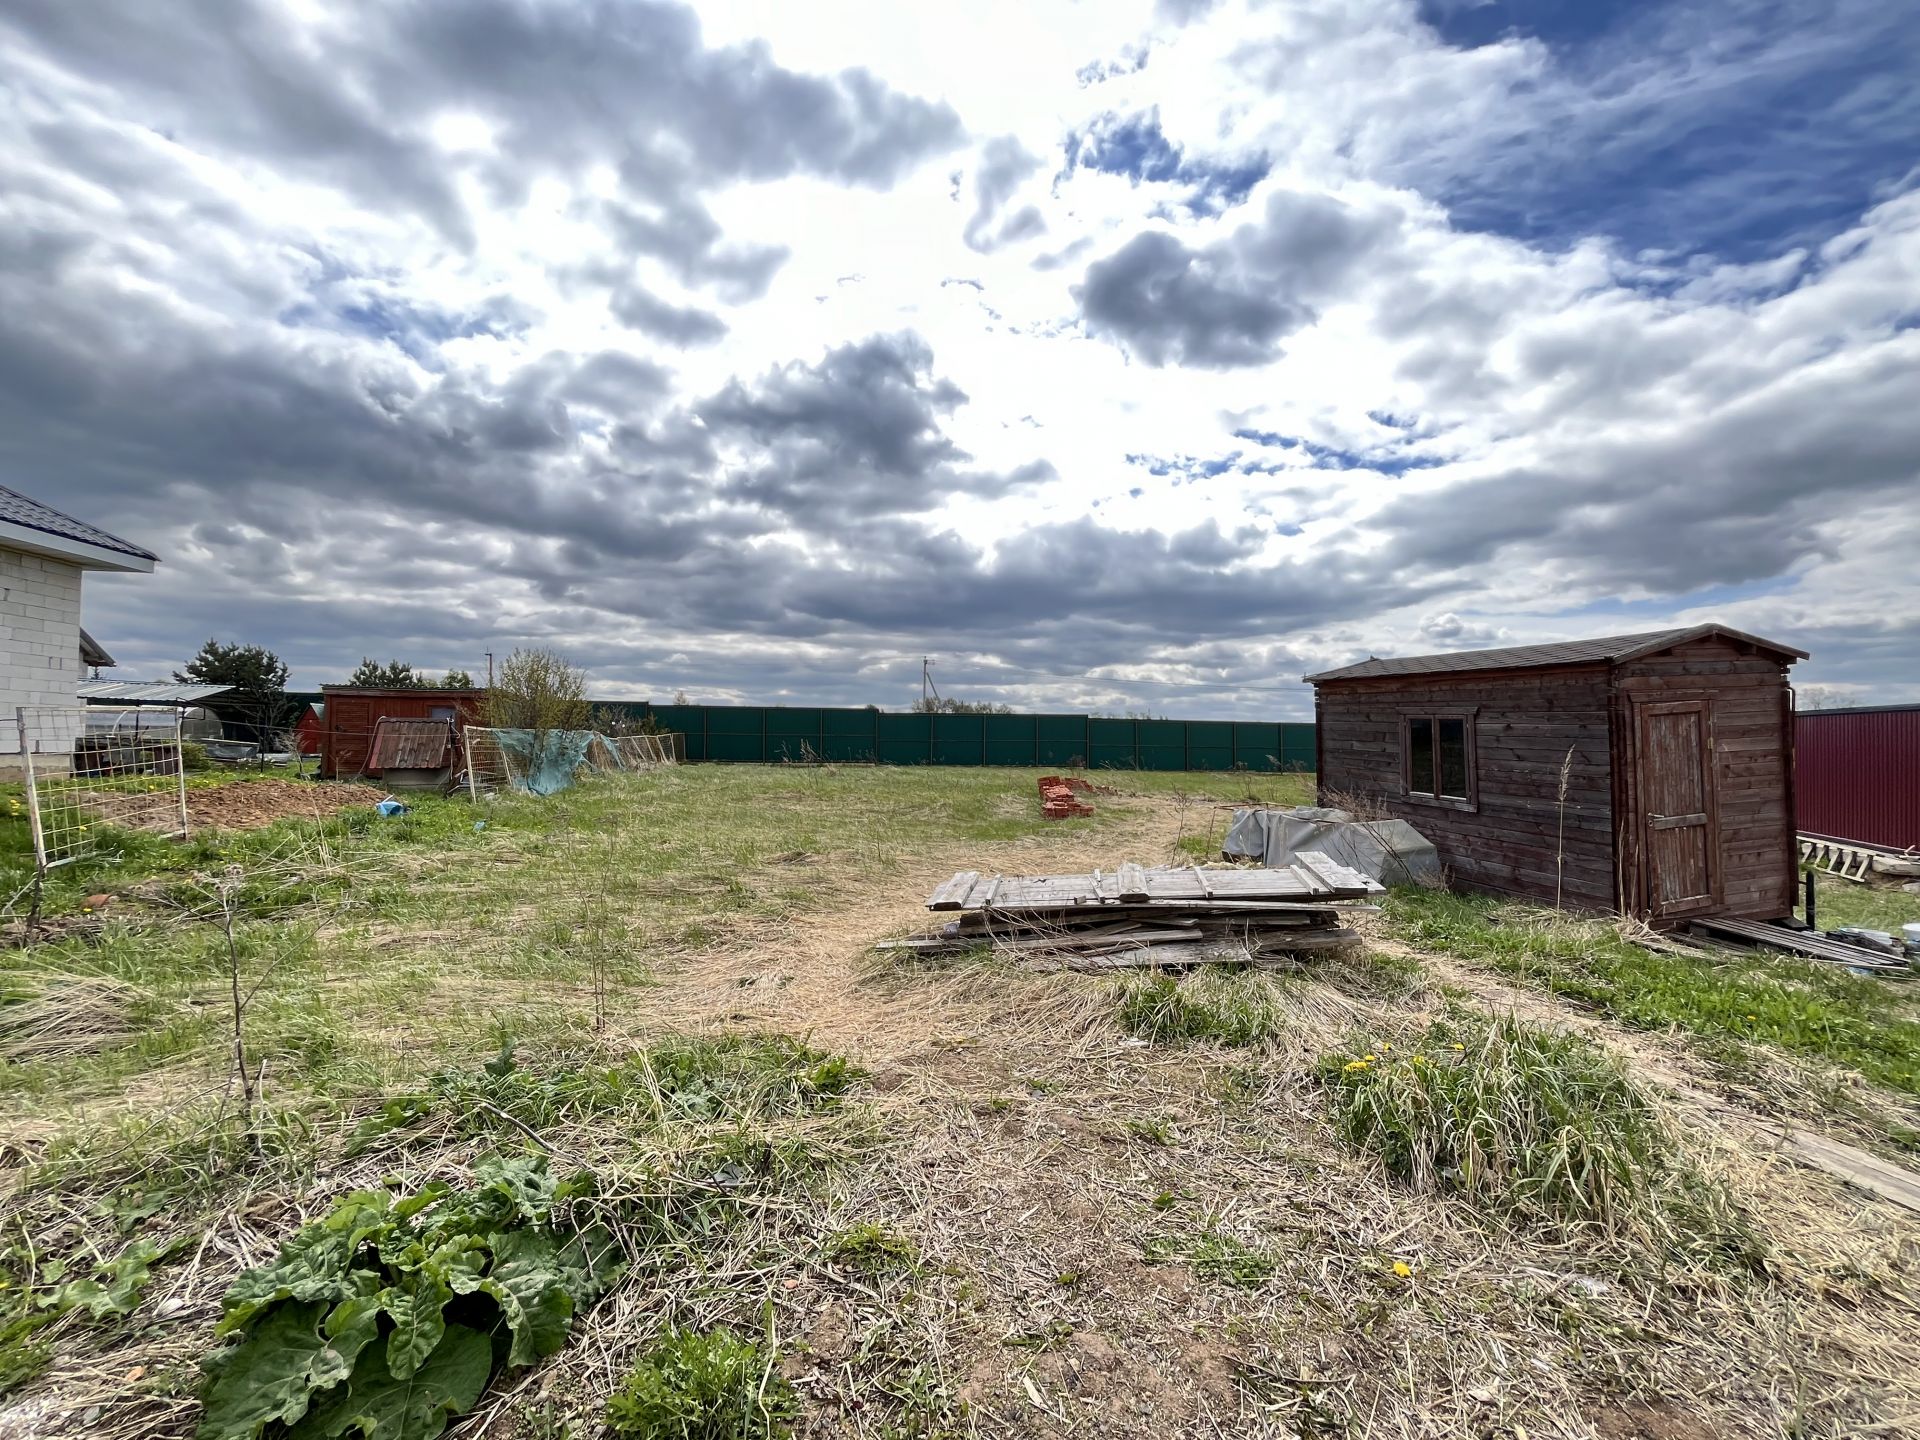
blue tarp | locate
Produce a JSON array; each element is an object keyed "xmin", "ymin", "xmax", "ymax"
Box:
[{"xmin": 488, "ymin": 729, "xmax": 595, "ymax": 796}]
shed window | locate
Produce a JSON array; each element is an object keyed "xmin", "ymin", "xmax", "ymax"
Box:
[{"xmin": 1403, "ymin": 712, "xmax": 1476, "ymax": 808}]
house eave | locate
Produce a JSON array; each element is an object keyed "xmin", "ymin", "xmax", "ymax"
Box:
[{"xmin": 0, "ymin": 519, "xmax": 157, "ymax": 573}]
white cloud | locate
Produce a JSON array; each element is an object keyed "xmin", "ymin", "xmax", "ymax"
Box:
[{"xmin": 9, "ymin": 0, "xmax": 1918, "ymax": 715}]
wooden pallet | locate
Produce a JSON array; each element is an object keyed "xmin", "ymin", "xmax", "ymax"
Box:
[{"xmin": 926, "ymin": 857, "xmax": 1380, "ymax": 912}]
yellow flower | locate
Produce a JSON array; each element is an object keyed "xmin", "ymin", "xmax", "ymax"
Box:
[
  {"xmin": 1392, "ymin": 1260, "xmax": 1412, "ymax": 1278},
  {"xmin": 1449, "ymin": 1043, "xmax": 1465, "ymax": 1051},
  {"xmin": 1744, "ymin": 1014, "xmax": 1756, "ymax": 1021},
  {"xmin": 1381, "ymin": 1043, "xmax": 1392, "ymax": 1051},
  {"xmin": 1411, "ymin": 1054, "xmax": 1426, "ymax": 1064},
  {"xmin": 1363, "ymin": 1054, "xmax": 1376, "ymax": 1062},
  {"xmin": 1343, "ymin": 1060, "xmax": 1367, "ymax": 1073}
]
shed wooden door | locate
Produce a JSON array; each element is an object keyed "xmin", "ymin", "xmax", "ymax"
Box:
[{"xmin": 1637, "ymin": 700, "xmax": 1720, "ymax": 918}]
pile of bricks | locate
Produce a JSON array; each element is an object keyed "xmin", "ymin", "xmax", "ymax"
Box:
[{"xmin": 1037, "ymin": 774, "xmax": 1096, "ymax": 820}]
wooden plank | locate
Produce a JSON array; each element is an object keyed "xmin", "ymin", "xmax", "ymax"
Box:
[
  {"xmin": 1064, "ymin": 929, "xmax": 1364, "ymax": 970},
  {"xmin": 1691, "ymin": 916, "xmax": 1907, "ymax": 971},
  {"xmin": 928, "ymin": 871, "xmax": 981, "ymax": 911},
  {"xmin": 1293, "ymin": 851, "xmax": 1383, "ymax": 895}
]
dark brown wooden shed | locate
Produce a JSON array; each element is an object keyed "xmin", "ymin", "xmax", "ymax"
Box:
[{"xmin": 1305, "ymin": 625, "xmax": 1808, "ymax": 923}]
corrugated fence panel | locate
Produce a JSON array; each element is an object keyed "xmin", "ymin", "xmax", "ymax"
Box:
[
  {"xmin": 1186, "ymin": 720, "xmax": 1234, "ymax": 771},
  {"xmin": 1795, "ymin": 707, "xmax": 1920, "ymax": 850},
  {"xmin": 931, "ymin": 713, "xmax": 985, "ymax": 765},
  {"xmin": 1035, "ymin": 714, "xmax": 1089, "ymax": 766},
  {"xmin": 822, "ymin": 708, "xmax": 878, "ymax": 763},
  {"xmin": 875, "ymin": 710, "xmax": 932, "ymax": 765},
  {"xmin": 1279, "ymin": 722, "xmax": 1316, "ymax": 771},
  {"xmin": 1138, "ymin": 718, "xmax": 1186, "ymax": 771},
  {"xmin": 1088, "ymin": 717, "xmax": 1135, "ymax": 770},
  {"xmin": 983, "ymin": 713, "xmax": 1038, "ymax": 766}
]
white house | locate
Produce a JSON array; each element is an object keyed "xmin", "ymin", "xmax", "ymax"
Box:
[{"xmin": 1, "ymin": 485, "xmax": 156, "ymax": 770}]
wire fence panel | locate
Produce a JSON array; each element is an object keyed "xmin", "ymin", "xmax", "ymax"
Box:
[{"xmin": 17, "ymin": 705, "xmax": 189, "ymax": 872}]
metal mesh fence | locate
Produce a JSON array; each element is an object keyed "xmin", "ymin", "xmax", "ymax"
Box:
[
  {"xmin": 16, "ymin": 705, "xmax": 189, "ymax": 871},
  {"xmin": 590, "ymin": 733, "xmax": 676, "ymax": 771},
  {"xmin": 464, "ymin": 728, "xmax": 676, "ymax": 798}
]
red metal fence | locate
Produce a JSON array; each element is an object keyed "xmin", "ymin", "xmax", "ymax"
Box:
[{"xmin": 1795, "ymin": 704, "xmax": 1920, "ymax": 850}]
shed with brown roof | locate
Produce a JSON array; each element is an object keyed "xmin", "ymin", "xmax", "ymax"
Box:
[{"xmin": 1304, "ymin": 624, "xmax": 1808, "ymax": 922}]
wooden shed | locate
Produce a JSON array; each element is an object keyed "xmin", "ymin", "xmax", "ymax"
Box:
[
  {"xmin": 1305, "ymin": 625, "xmax": 1807, "ymax": 923},
  {"xmin": 319, "ymin": 685, "xmax": 485, "ymax": 781}
]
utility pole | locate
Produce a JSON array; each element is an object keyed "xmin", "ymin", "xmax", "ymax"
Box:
[
  {"xmin": 485, "ymin": 651, "xmax": 494, "ymax": 688},
  {"xmin": 921, "ymin": 656, "xmax": 941, "ymax": 710}
]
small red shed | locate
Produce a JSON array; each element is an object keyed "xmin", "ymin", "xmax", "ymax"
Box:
[
  {"xmin": 1307, "ymin": 624, "xmax": 1807, "ymax": 922},
  {"xmin": 293, "ymin": 703, "xmax": 325, "ymax": 757},
  {"xmin": 319, "ymin": 685, "xmax": 485, "ymax": 780}
]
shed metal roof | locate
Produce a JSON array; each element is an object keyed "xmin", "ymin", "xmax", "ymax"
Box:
[
  {"xmin": 1304, "ymin": 624, "xmax": 1807, "ymax": 683},
  {"xmin": 0, "ymin": 485, "xmax": 157, "ymax": 566},
  {"xmin": 77, "ymin": 680, "xmax": 233, "ymax": 704},
  {"xmin": 368, "ymin": 717, "xmax": 455, "ymax": 770}
]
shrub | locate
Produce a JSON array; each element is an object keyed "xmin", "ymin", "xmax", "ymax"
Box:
[
  {"xmin": 1320, "ymin": 1015, "xmax": 1759, "ymax": 1268},
  {"xmin": 180, "ymin": 741, "xmax": 214, "ymax": 772},
  {"xmin": 606, "ymin": 1325, "xmax": 799, "ymax": 1439}
]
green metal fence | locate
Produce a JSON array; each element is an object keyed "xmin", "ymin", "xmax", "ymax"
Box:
[
  {"xmin": 284, "ymin": 693, "xmax": 1317, "ymax": 772},
  {"xmin": 607, "ymin": 705, "xmax": 1315, "ymax": 772}
]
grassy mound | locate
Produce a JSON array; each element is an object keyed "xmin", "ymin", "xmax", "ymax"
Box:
[
  {"xmin": 1115, "ymin": 971, "xmax": 1286, "ymax": 1046},
  {"xmin": 1320, "ymin": 1014, "xmax": 1760, "ymax": 1269}
]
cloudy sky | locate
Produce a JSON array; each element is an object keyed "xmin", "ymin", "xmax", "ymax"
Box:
[{"xmin": 5, "ymin": 0, "xmax": 1916, "ymax": 717}]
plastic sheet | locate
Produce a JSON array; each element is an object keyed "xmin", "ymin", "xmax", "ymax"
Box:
[{"xmin": 1225, "ymin": 806, "xmax": 1443, "ymax": 889}]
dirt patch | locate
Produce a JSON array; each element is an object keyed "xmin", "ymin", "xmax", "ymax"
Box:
[{"xmin": 187, "ymin": 779, "xmax": 382, "ymax": 831}]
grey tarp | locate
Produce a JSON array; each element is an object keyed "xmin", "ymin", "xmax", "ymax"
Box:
[{"xmin": 1224, "ymin": 806, "xmax": 1443, "ymax": 889}]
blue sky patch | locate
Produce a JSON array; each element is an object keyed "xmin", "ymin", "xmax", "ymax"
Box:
[
  {"xmin": 1413, "ymin": 0, "xmax": 1920, "ymax": 264},
  {"xmin": 1062, "ymin": 107, "xmax": 1269, "ymax": 215}
]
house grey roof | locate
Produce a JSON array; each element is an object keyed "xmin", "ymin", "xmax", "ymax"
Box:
[
  {"xmin": 78, "ymin": 680, "xmax": 233, "ymax": 704},
  {"xmin": 79, "ymin": 627, "xmax": 115, "ymax": 669},
  {"xmin": 1303, "ymin": 624, "xmax": 1807, "ymax": 683},
  {"xmin": 0, "ymin": 484, "xmax": 157, "ymax": 562}
]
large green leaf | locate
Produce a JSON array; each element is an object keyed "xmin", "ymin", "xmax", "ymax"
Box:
[
  {"xmin": 219, "ymin": 1193, "xmax": 394, "ymax": 1335},
  {"xmin": 472, "ymin": 1155, "xmax": 558, "ymax": 1223},
  {"xmin": 379, "ymin": 1270, "xmax": 450, "ymax": 1379},
  {"xmin": 198, "ymin": 1299, "xmax": 376, "ymax": 1440},
  {"xmin": 285, "ymin": 1323, "xmax": 491, "ymax": 1440},
  {"xmin": 555, "ymin": 1223, "xmax": 627, "ymax": 1304},
  {"xmin": 478, "ymin": 1230, "xmax": 573, "ymax": 1366}
]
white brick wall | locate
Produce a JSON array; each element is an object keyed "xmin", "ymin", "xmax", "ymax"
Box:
[{"xmin": 0, "ymin": 546, "xmax": 85, "ymax": 756}]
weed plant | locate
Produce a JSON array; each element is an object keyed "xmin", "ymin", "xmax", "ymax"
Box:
[
  {"xmin": 1116, "ymin": 970, "xmax": 1286, "ymax": 1046},
  {"xmin": 605, "ymin": 1324, "xmax": 799, "ymax": 1440}
]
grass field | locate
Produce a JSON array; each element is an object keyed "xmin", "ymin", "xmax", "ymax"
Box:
[{"xmin": 2, "ymin": 764, "xmax": 1918, "ymax": 1439}]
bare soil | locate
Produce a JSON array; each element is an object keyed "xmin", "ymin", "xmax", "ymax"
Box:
[{"xmin": 185, "ymin": 778, "xmax": 381, "ymax": 831}]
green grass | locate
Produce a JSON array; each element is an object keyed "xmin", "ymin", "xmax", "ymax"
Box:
[
  {"xmin": 1321, "ymin": 1013, "xmax": 1759, "ymax": 1268},
  {"xmin": 1386, "ymin": 888, "xmax": 1920, "ymax": 1099},
  {"xmin": 605, "ymin": 1324, "xmax": 799, "ymax": 1440},
  {"xmin": 1811, "ymin": 876, "xmax": 1920, "ymax": 937},
  {"xmin": 1143, "ymin": 1227, "xmax": 1280, "ymax": 1288},
  {"xmin": 1115, "ymin": 970, "xmax": 1288, "ymax": 1046}
]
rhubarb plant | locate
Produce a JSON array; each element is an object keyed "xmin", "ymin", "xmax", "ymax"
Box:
[{"xmin": 198, "ymin": 1155, "xmax": 624, "ymax": 1440}]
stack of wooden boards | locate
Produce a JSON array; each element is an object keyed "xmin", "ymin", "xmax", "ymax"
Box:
[{"xmin": 882, "ymin": 858, "xmax": 1383, "ymax": 970}]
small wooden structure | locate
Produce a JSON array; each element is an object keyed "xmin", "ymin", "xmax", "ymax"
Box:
[
  {"xmin": 319, "ymin": 685, "xmax": 484, "ymax": 781},
  {"xmin": 366, "ymin": 717, "xmax": 459, "ymax": 790},
  {"xmin": 1306, "ymin": 625, "xmax": 1807, "ymax": 922}
]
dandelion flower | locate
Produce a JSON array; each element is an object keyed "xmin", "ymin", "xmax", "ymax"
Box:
[
  {"xmin": 1343, "ymin": 1060, "xmax": 1367, "ymax": 1073},
  {"xmin": 1392, "ymin": 1260, "xmax": 1412, "ymax": 1278},
  {"xmin": 1449, "ymin": 1043, "xmax": 1465, "ymax": 1051},
  {"xmin": 1363, "ymin": 1054, "xmax": 1376, "ymax": 1062}
]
